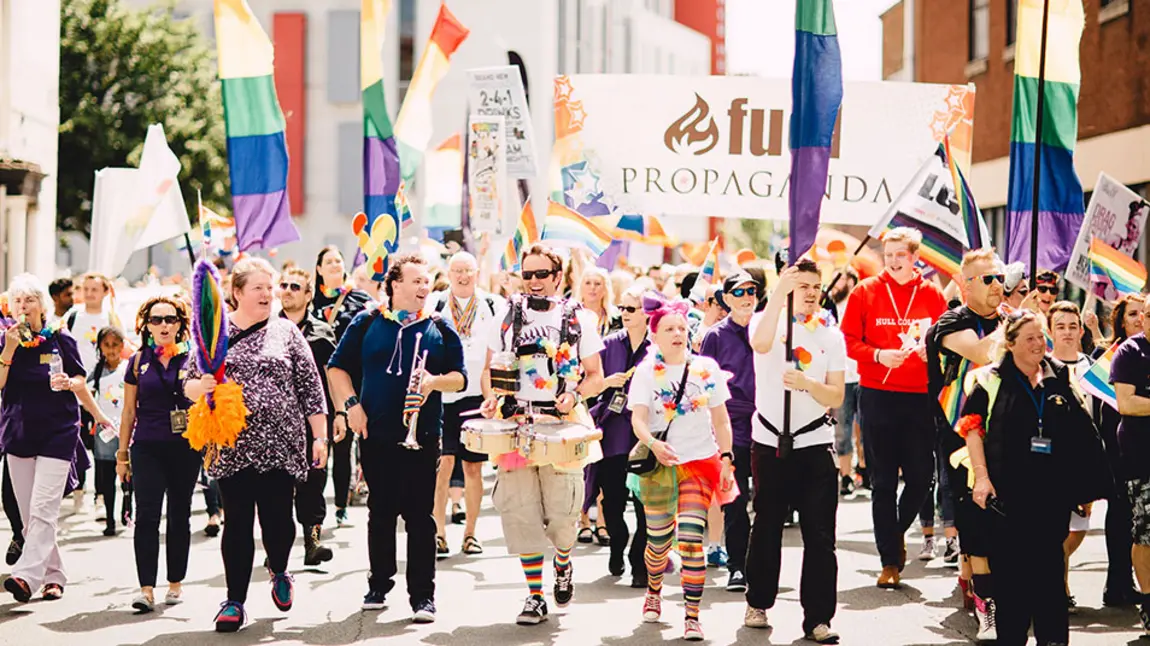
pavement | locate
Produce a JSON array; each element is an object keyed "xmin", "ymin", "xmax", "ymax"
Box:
[{"xmin": 0, "ymin": 473, "xmax": 1146, "ymax": 646}]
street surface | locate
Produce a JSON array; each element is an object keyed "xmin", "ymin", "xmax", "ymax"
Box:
[{"xmin": 0, "ymin": 471, "xmax": 1144, "ymax": 646}]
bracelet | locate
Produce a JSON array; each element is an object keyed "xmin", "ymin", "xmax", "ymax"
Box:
[
  {"xmin": 313, "ymin": 437, "xmax": 328, "ymax": 444},
  {"xmin": 335, "ymin": 411, "xmax": 349, "ymax": 420},
  {"xmin": 873, "ymin": 349, "xmax": 882, "ymax": 363},
  {"xmin": 0, "ymin": 357, "xmax": 10, "ymax": 367},
  {"xmin": 116, "ymin": 460, "xmax": 130, "ymax": 466},
  {"xmin": 116, "ymin": 450, "xmax": 129, "ymax": 458}
]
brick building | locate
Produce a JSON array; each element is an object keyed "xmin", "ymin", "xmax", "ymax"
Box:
[{"xmin": 881, "ymin": 0, "xmax": 1150, "ymax": 261}]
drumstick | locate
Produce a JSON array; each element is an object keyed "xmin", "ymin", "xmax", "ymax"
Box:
[{"xmin": 459, "ymin": 408, "xmax": 484, "ymax": 418}]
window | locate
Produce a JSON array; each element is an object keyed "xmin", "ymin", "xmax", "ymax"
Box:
[
  {"xmin": 399, "ymin": 0, "xmax": 415, "ymax": 101},
  {"xmin": 969, "ymin": 0, "xmax": 990, "ymax": 61},
  {"xmin": 1006, "ymin": 0, "xmax": 1018, "ymax": 47}
]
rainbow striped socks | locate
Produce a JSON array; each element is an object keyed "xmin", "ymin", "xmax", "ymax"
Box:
[
  {"xmin": 520, "ymin": 553, "xmax": 544, "ymax": 598},
  {"xmin": 553, "ymin": 545, "xmax": 572, "ymax": 571}
]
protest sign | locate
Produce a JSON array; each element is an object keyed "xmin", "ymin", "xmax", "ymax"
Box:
[
  {"xmin": 1066, "ymin": 172, "xmax": 1149, "ymax": 296},
  {"xmin": 468, "ymin": 66, "xmax": 537, "ymax": 179}
]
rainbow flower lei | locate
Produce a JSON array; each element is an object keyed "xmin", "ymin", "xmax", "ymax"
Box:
[
  {"xmin": 523, "ymin": 338, "xmax": 581, "ymax": 391},
  {"xmin": 147, "ymin": 338, "xmax": 192, "ymax": 358},
  {"xmin": 653, "ymin": 350, "xmax": 716, "ymax": 423},
  {"xmin": 5, "ymin": 318, "xmax": 63, "ymax": 349},
  {"xmin": 381, "ymin": 308, "xmax": 427, "ymax": 326}
]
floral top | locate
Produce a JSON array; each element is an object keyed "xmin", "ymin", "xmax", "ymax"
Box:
[{"xmin": 187, "ymin": 317, "xmax": 327, "ymax": 481}]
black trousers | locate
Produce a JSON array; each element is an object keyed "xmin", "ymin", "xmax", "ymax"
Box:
[
  {"xmin": 2, "ymin": 460, "xmax": 23, "ymax": 541},
  {"xmin": 295, "ymin": 466, "xmax": 327, "ymax": 527},
  {"xmin": 745, "ymin": 442, "xmax": 839, "ymax": 633},
  {"xmin": 990, "ymin": 517, "xmax": 1069, "ymax": 645},
  {"xmin": 201, "ymin": 467, "xmax": 222, "ymax": 518},
  {"xmin": 859, "ymin": 388, "xmax": 936, "ymax": 567},
  {"xmin": 593, "ymin": 454, "xmax": 648, "ymax": 574},
  {"xmin": 218, "ymin": 469, "xmax": 296, "ymax": 603},
  {"xmin": 1100, "ymin": 413, "xmax": 1135, "ymax": 594},
  {"xmin": 131, "ymin": 441, "xmax": 201, "ymax": 588},
  {"xmin": 723, "ymin": 443, "xmax": 753, "ymax": 573},
  {"xmin": 94, "ymin": 459, "xmax": 132, "ymax": 526},
  {"xmin": 331, "ymin": 432, "xmax": 353, "ymax": 509},
  {"xmin": 360, "ymin": 440, "xmax": 438, "ymax": 606}
]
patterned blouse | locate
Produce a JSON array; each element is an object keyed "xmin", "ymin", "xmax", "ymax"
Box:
[{"xmin": 188, "ymin": 317, "xmax": 327, "ymax": 481}]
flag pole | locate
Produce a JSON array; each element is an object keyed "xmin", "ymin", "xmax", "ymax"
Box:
[
  {"xmin": 1029, "ymin": 0, "xmax": 1052, "ymax": 290},
  {"xmin": 184, "ymin": 189, "xmax": 200, "ymax": 268}
]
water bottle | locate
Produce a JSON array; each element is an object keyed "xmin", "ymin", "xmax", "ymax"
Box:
[{"xmin": 48, "ymin": 351, "xmax": 64, "ymax": 391}]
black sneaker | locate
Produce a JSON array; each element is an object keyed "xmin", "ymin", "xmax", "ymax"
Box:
[
  {"xmin": 857, "ymin": 466, "xmax": 871, "ymax": 490},
  {"xmin": 1140, "ymin": 605, "xmax": 1150, "ymax": 636},
  {"xmin": 1067, "ymin": 594, "xmax": 1078, "ymax": 614},
  {"xmin": 554, "ymin": 564, "xmax": 574, "ymax": 607},
  {"xmin": 840, "ymin": 475, "xmax": 854, "ymax": 497},
  {"xmin": 5, "ymin": 538, "xmax": 22, "ymax": 566},
  {"xmin": 516, "ymin": 595, "xmax": 549, "ymax": 625},
  {"xmin": 726, "ymin": 570, "xmax": 747, "ymax": 593},
  {"xmin": 362, "ymin": 589, "xmax": 387, "ymax": 611},
  {"xmin": 412, "ymin": 598, "xmax": 436, "ymax": 623}
]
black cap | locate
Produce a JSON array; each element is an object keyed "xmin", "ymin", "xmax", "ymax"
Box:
[{"xmin": 723, "ymin": 271, "xmax": 757, "ymax": 294}]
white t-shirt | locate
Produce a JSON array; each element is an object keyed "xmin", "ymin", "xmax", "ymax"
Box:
[
  {"xmin": 87, "ymin": 360, "xmax": 127, "ymax": 459},
  {"xmin": 835, "ymin": 298, "xmax": 859, "ymax": 384},
  {"xmin": 66, "ymin": 309, "xmax": 113, "ymax": 373},
  {"xmin": 628, "ymin": 354, "xmax": 731, "ymax": 464},
  {"xmin": 487, "ymin": 300, "xmax": 605, "ymax": 403},
  {"xmin": 429, "ymin": 290, "xmax": 504, "ymax": 402},
  {"xmin": 751, "ymin": 312, "xmax": 846, "ymax": 450}
]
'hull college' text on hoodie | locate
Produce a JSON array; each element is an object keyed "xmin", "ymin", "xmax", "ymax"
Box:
[{"xmin": 839, "ymin": 270, "xmax": 947, "ymax": 394}]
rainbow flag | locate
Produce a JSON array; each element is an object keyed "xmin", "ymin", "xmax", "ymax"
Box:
[
  {"xmin": 393, "ymin": 4, "xmax": 469, "ymax": 182},
  {"xmin": 699, "ymin": 237, "xmax": 719, "ymax": 285},
  {"xmin": 1079, "ymin": 341, "xmax": 1118, "ymax": 409},
  {"xmin": 213, "ymin": 0, "xmax": 298, "ymax": 251},
  {"xmin": 540, "ymin": 200, "xmax": 612, "ymax": 257},
  {"xmin": 885, "ymin": 212, "xmax": 964, "ymax": 278},
  {"xmin": 1004, "ymin": 0, "xmax": 1086, "ymax": 272},
  {"xmin": 359, "ymin": 0, "xmax": 401, "ymax": 280},
  {"xmin": 501, "ymin": 201, "xmax": 539, "ymax": 272},
  {"xmin": 397, "ymin": 180, "xmax": 413, "ymax": 231},
  {"xmin": 1090, "ymin": 238, "xmax": 1147, "ymax": 297},
  {"xmin": 425, "ymin": 133, "xmax": 463, "ymax": 228},
  {"xmin": 944, "ymin": 134, "xmax": 988, "ymax": 249}
]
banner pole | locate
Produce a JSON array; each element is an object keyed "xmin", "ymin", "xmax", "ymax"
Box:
[
  {"xmin": 1029, "ymin": 0, "xmax": 1052, "ymax": 290},
  {"xmin": 820, "ymin": 235, "xmax": 872, "ymax": 310}
]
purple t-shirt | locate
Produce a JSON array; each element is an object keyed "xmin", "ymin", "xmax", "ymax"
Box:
[
  {"xmin": 1109, "ymin": 333, "xmax": 1150, "ymax": 480},
  {"xmin": 0, "ymin": 331, "xmax": 85, "ymax": 461},
  {"xmin": 124, "ymin": 346, "xmax": 194, "ymax": 444},
  {"xmin": 700, "ymin": 316, "xmax": 755, "ymax": 447},
  {"xmin": 589, "ymin": 330, "xmax": 650, "ymax": 457}
]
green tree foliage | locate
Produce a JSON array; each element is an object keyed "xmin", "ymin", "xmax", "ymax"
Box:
[{"xmin": 59, "ymin": 0, "xmax": 228, "ymax": 235}]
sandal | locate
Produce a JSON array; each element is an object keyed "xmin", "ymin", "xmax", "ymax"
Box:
[
  {"xmin": 594, "ymin": 526, "xmax": 611, "ymax": 547},
  {"xmin": 462, "ymin": 535, "xmax": 484, "ymax": 555},
  {"xmin": 41, "ymin": 583, "xmax": 63, "ymax": 601},
  {"xmin": 577, "ymin": 527, "xmax": 594, "ymax": 544},
  {"xmin": 436, "ymin": 535, "xmax": 449, "ymax": 559}
]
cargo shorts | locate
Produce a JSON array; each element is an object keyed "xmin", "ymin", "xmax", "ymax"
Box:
[{"xmin": 493, "ymin": 464, "xmax": 585, "ymax": 555}]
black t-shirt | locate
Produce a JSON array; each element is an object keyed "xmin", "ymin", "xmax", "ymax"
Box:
[
  {"xmin": 927, "ymin": 305, "xmax": 1001, "ymax": 401},
  {"xmin": 312, "ymin": 288, "xmax": 374, "ymax": 342},
  {"xmin": 1109, "ymin": 334, "xmax": 1150, "ymax": 480}
]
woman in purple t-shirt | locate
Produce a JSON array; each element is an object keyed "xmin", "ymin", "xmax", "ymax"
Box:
[
  {"xmin": 0, "ymin": 274, "xmax": 87, "ymax": 603},
  {"xmin": 117, "ymin": 295, "xmax": 199, "ymax": 613}
]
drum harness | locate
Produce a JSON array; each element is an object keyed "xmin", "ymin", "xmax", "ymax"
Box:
[{"xmin": 499, "ymin": 295, "xmax": 583, "ymax": 420}]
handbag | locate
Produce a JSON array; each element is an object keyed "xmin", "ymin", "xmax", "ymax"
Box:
[{"xmin": 628, "ymin": 359, "xmax": 691, "ymax": 476}]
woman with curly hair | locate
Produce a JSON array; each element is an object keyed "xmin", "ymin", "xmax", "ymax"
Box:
[{"xmin": 117, "ymin": 295, "xmax": 200, "ymax": 612}]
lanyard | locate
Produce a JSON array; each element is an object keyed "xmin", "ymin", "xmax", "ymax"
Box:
[
  {"xmin": 884, "ymin": 282, "xmax": 920, "ymax": 326},
  {"xmin": 1015, "ymin": 373, "xmax": 1045, "ymax": 435}
]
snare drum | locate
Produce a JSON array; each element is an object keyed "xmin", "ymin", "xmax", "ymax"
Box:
[
  {"xmin": 462, "ymin": 419, "xmax": 519, "ymax": 455},
  {"xmin": 523, "ymin": 422, "xmax": 603, "ymax": 465}
]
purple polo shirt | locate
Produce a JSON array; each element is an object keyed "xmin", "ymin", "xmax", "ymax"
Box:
[
  {"xmin": 0, "ymin": 331, "xmax": 85, "ymax": 461},
  {"xmin": 700, "ymin": 316, "xmax": 755, "ymax": 447},
  {"xmin": 590, "ymin": 330, "xmax": 651, "ymax": 457},
  {"xmin": 124, "ymin": 346, "xmax": 194, "ymax": 444}
]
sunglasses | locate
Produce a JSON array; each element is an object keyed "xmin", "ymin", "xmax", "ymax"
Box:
[
  {"xmin": 969, "ymin": 274, "xmax": 1005, "ymax": 286},
  {"xmin": 1036, "ymin": 285, "xmax": 1058, "ymax": 295},
  {"xmin": 522, "ymin": 269, "xmax": 558, "ymax": 281},
  {"xmin": 706, "ymin": 298, "xmax": 717, "ymax": 306},
  {"xmin": 148, "ymin": 315, "xmax": 180, "ymax": 326},
  {"xmin": 729, "ymin": 286, "xmax": 758, "ymax": 298},
  {"xmin": 279, "ymin": 282, "xmax": 305, "ymax": 293},
  {"xmin": 619, "ymin": 305, "xmax": 640, "ymax": 314}
]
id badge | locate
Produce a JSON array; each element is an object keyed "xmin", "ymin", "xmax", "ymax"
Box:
[
  {"xmin": 608, "ymin": 391, "xmax": 627, "ymax": 414},
  {"xmin": 170, "ymin": 410, "xmax": 189, "ymax": 435},
  {"xmin": 98, "ymin": 425, "xmax": 118, "ymax": 444},
  {"xmin": 1030, "ymin": 436, "xmax": 1052, "ymax": 455}
]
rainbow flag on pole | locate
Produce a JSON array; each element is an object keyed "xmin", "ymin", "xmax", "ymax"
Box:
[
  {"xmin": 1004, "ymin": 0, "xmax": 1086, "ymax": 272},
  {"xmin": 1079, "ymin": 341, "xmax": 1118, "ymax": 410},
  {"xmin": 885, "ymin": 212, "xmax": 964, "ymax": 278},
  {"xmin": 501, "ymin": 201, "xmax": 540, "ymax": 272},
  {"xmin": 1089, "ymin": 238, "xmax": 1147, "ymax": 297},
  {"xmin": 699, "ymin": 238, "xmax": 719, "ymax": 285},
  {"xmin": 393, "ymin": 4, "xmax": 469, "ymax": 182},
  {"xmin": 358, "ymin": 0, "xmax": 401, "ymax": 279},
  {"xmin": 213, "ymin": 0, "xmax": 298, "ymax": 251},
  {"xmin": 541, "ymin": 200, "xmax": 612, "ymax": 257},
  {"xmin": 944, "ymin": 133, "xmax": 988, "ymax": 249}
]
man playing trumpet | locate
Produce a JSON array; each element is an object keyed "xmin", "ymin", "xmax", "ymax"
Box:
[
  {"xmin": 479, "ymin": 243, "xmax": 605, "ymax": 625},
  {"xmin": 328, "ymin": 254, "xmax": 466, "ymax": 623}
]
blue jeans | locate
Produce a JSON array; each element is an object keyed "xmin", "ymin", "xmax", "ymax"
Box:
[
  {"xmin": 834, "ymin": 383, "xmax": 860, "ymax": 457},
  {"xmin": 919, "ymin": 440, "xmax": 956, "ymax": 530}
]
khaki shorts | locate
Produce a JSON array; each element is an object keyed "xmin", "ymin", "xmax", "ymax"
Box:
[{"xmin": 493, "ymin": 464, "xmax": 585, "ymax": 555}]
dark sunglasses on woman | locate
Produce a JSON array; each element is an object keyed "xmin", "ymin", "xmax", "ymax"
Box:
[{"xmin": 148, "ymin": 315, "xmax": 180, "ymax": 326}]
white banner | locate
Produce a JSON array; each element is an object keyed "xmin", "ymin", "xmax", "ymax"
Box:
[
  {"xmin": 1066, "ymin": 172, "xmax": 1149, "ymax": 295},
  {"xmin": 467, "ymin": 115, "xmax": 508, "ymax": 235},
  {"xmin": 467, "ymin": 66, "xmax": 537, "ymax": 179},
  {"xmin": 553, "ymin": 75, "xmax": 976, "ymax": 226}
]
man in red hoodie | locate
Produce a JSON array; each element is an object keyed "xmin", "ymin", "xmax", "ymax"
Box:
[{"xmin": 840, "ymin": 227, "xmax": 947, "ymax": 589}]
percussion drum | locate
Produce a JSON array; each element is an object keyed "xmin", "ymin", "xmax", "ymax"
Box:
[
  {"xmin": 462, "ymin": 419, "xmax": 519, "ymax": 455},
  {"xmin": 522, "ymin": 421, "xmax": 603, "ymax": 465},
  {"xmin": 490, "ymin": 352, "xmax": 519, "ymax": 395}
]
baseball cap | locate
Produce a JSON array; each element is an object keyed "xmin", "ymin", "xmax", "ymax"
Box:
[{"xmin": 723, "ymin": 271, "xmax": 757, "ymax": 294}]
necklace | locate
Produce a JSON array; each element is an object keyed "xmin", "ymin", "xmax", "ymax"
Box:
[
  {"xmin": 320, "ymin": 282, "xmax": 350, "ymax": 300},
  {"xmin": 148, "ymin": 338, "xmax": 192, "ymax": 358},
  {"xmin": 795, "ymin": 310, "xmax": 832, "ymax": 332},
  {"xmin": 522, "ymin": 338, "xmax": 580, "ymax": 391},
  {"xmin": 381, "ymin": 307, "xmax": 427, "ymax": 327},
  {"xmin": 449, "ymin": 295, "xmax": 479, "ymax": 337},
  {"xmin": 652, "ymin": 349, "xmax": 715, "ymax": 423},
  {"xmin": 17, "ymin": 319, "xmax": 61, "ymax": 349}
]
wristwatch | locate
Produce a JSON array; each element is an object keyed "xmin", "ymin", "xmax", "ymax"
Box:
[
  {"xmin": 335, "ymin": 411, "xmax": 349, "ymax": 422},
  {"xmin": 720, "ymin": 451, "xmax": 735, "ymax": 462},
  {"xmin": 343, "ymin": 395, "xmax": 360, "ymax": 410}
]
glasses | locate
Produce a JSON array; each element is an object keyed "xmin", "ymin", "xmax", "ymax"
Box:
[
  {"xmin": 706, "ymin": 298, "xmax": 717, "ymax": 306},
  {"xmin": 148, "ymin": 315, "xmax": 180, "ymax": 326},
  {"xmin": 619, "ymin": 305, "xmax": 640, "ymax": 314},
  {"xmin": 729, "ymin": 286, "xmax": 758, "ymax": 298},
  {"xmin": 279, "ymin": 282, "xmax": 305, "ymax": 293},
  {"xmin": 1036, "ymin": 285, "xmax": 1058, "ymax": 295},
  {"xmin": 968, "ymin": 274, "xmax": 1005, "ymax": 286},
  {"xmin": 450, "ymin": 267, "xmax": 476, "ymax": 275},
  {"xmin": 522, "ymin": 269, "xmax": 558, "ymax": 281}
]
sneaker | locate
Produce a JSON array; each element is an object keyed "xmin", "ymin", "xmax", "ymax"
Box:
[
  {"xmin": 5, "ymin": 538, "xmax": 22, "ymax": 566},
  {"xmin": 942, "ymin": 537, "xmax": 960, "ymax": 567},
  {"xmin": 204, "ymin": 517, "xmax": 221, "ymax": 537},
  {"xmin": 554, "ymin": 564, "xmax": 574, "ymax": 607},
  {"xmin": 706, "ymin": 545, "xmax": 728, "ymax": 568},
  {"xmin": 270, "ymin": 573, "xmax": 293, "ymax": 612},
  {"xmin": 975, "ymin": 596, "xmax": 997, "ymax": 641},
  {"xmin": 725, "ymin": 570, "xmax": 747, "ymax": 593},
  {"xmin": 684, "ymin": 617, "xmax": 704, "ymax": 641},
  {"xmin": 412, "ymin": 599, "xmax": 436, "ymax": 623},
  {"xmin": 857, "ymin": 466, "xmax": 871, "ymax": 490},
  {"xmin": 335, "ymin": 508, "xmax": 349, "ymax": 527},
  {"xmin": 103, "ymin": 523, "xmax": 116, "ymax": 537},
  {"xmin": 41, "ymin": 583, "xmax": 63, "ymax": 601},
  {"xmin": 744, "ymin": 606, "xmax": 769, "ymax": 629},
  {"xmin": 642, "ymin": 592, "xmax": 661, "ymax": 622},
  {"xmin": 840, "ymin": 475, "xmax": 855, "ymax": 497},
  {"xmin": 436, "ymin": 535, "xmax": 449, "ymax": 560},
  {"xmin": 917, "ymin": 536, "xmax": 936, "ymax": 561},
  {"xmin": 451, "ymin": 502, "xmax": 465, "ymax": 525},
  {"xmin": 1139, "ymin": 605, "xmax": 1150, "ymax": 636},
  {"xmin": 516, "ymin": 595, "xmax": 549, "ymax": 625},
  {"xmin": 132, "ymin": 592, "xmax": 155, "ymax": 613},
  {"xmin": 805, "ymin": 623, "xmax": 840, "ymax": 644},
  {"xmin": 4, "ymin": 576, "xmax": 31, "ymax": 603},
  {"xmin": 214, "ymin": 600, "xmax": 246, "ymax": 633},
  {"xmin": 362, "ymin": 589, "xmax": 387, "ymax": 611},
  {"xmin": 1067, "ymin": 594, "xmax": 1078, "ymax": 614},
  {"xmin": 164, "ymin": 588, "xmax": 183, "ymax": 605}
]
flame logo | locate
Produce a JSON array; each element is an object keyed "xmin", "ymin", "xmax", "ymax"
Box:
[{"xmin": 664, "ymin": 93, "xmax": 720, "ymax": 156}]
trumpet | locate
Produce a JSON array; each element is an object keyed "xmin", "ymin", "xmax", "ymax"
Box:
[{"xmin": 400, "ymin": 332, "xmax": 428, "ymax": 450}]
